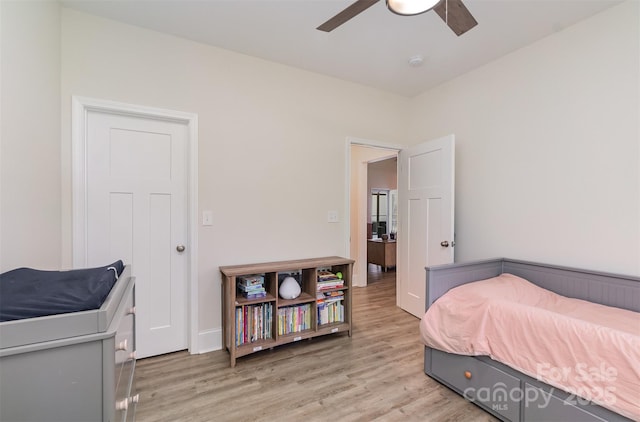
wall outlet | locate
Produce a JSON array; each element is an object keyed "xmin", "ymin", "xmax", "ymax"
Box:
[{"xmin": 327, "ymin": 210, "xmax": 339, "ymax": 223}]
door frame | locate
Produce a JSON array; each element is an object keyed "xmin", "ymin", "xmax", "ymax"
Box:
[
  {"xmin": 71, "ymin": 96, "xmax": 199, "ymax": 354},
  {"xmin": 345, "ymin": 137, "xmax": 403, "ymax": 287}
]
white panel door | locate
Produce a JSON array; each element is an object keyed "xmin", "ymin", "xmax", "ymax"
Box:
[
  {"xmin": 397, "ymin": 135, "xmax": 455, "ymax": 318},
  {"xmin": 86, "ymin": 110, "xmax": 188, "ymax": 358}
]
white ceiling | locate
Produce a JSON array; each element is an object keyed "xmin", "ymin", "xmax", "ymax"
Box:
[{"xmin": 61, "ymin": 0, "xmax": 623, "ymax": 97}]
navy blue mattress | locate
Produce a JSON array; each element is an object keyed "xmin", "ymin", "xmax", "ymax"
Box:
[{"xmin": 0, "ymin": 261, "xmax": 124, "ymax": 322}]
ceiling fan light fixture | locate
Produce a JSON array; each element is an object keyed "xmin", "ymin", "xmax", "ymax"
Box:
[{"xmin": 386, "ymin": 0, "xmax": 443, "ymax": 16}]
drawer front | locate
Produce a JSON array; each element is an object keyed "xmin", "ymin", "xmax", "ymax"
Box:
[
  {"xmin": 114, "ymin": 349, "xmax": 135, "ymax": 416},
  {"xmin": 432, "ymin": 349, "xmax": 520, "ymax": 421},
  {"xmin": 114, "ymin": 287, "xmax": 135, "ymax": 361},
  {"xmin": 523, "ymin": 384, "xmax": 607, "ymax": 422},
  {"xmin": 125, "ymin": 390, "xmax": 138, "ymax": 422},
  {"xmin": 115, "ymin": 360, "xmax": 137, "ymax": 422},
  {"xmin": 126, "ymin": 359, "xmax": 137, "ymax": 422},
  {"xmin": 114, "ymin": 284, "xmax": 136, "ymax": 421}
]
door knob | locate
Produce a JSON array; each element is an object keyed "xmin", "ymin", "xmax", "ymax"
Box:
[
  {"xmin": 440, "ymin": 241, "xmax": 449, "ymax": 247},
  {"xmin": 176, "ymin": 245, "xmax": 186, "ymax": 252}
]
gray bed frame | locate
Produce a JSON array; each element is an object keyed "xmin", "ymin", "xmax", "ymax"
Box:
[{"xmin": 423, "ymin": 258, "xmax": 639, "ymax": 422}]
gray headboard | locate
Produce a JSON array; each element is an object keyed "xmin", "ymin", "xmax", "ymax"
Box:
[{"xmin": 425, "ymin": 258, "xmax": 640, "ymax": 312}]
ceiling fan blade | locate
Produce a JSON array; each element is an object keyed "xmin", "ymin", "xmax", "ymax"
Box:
[
  {"xmin": 433, "ymin": 0, "xmax": 478, "ymax": 36},
  {"xmin": 317, "ymin": 0, "xmax": 380, "ymax": 32}
]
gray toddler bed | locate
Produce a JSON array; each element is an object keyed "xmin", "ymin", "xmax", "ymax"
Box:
[
  {"xmin": 0, "ymin": 262, "xmax": 137, "ymax": 422},
  {"xmin": 423, "ymin": 258, "xmax": 639, "ymax": 422}
]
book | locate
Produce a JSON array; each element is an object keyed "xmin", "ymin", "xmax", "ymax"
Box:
[
  {"xmin": 317, "ymin": 279, "xmax": 344, "ymax": 290},
  {"xmin": 238, "ymin": 274, "xmax": 264, "ymax": 287},
  {"xmin": 317, "ymin": 270, "xmax": 339, "ymax": 281},
  {"xmin": 237, "ymin": 275, "xmax": 267, "ymax": 298},
  {"xmin": 238, "ymin": 284, "xmax": 266, "ymax": 293},
  {"xmin": 316, "ymin": 290, "xmax": 344, "ymax": 304}
]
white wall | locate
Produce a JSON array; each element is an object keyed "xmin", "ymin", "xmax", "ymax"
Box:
[
  {"xmin": 0, "ymin": 1, "xmax": 61, "ymax": 272},
  {"xmin": 368, "ymin": 157, "xmax": 398, "ymax": 191},
  {"xmin": 59, "ymin": 9, "xmax": 410, "ymax": 349},
  {"xmin": 408, "ymin": 1, "xmax": 640, "ymax": 276}
]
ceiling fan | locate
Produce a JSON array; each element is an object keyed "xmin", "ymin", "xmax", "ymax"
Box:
[{"xmin": 317, "ymin": 0, "xmax": 478, "ymax": 36}]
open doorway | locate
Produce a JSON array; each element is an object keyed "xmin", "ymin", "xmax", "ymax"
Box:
[
  {"xmin": 349, "ymin": 143, "xmax": 398, "ymax": 288},
  {"xmin": 347, "ymin": 135, "xmax": 455, "ymax": 316}
]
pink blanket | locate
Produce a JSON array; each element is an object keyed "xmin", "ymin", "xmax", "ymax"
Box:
[{"xmin": 420, "ymin": 273, "xmax": 640, "ymax": 421}]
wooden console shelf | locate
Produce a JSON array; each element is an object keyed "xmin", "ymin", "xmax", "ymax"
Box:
[{"xmin": 220, "ymin": 256, "xmax": 354, "ymax": 367}]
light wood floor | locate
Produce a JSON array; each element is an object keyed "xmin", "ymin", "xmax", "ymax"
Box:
[{"xmin": 135, "ymin": 268, "xmax": 497, "ymax": 422}]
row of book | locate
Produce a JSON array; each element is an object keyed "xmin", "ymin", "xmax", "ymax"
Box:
[
  {"xmin": 237, "ymin": 270, "xmax": 345, "ymax": 297},
  {"xmin": 235, "ymin": 303, "xmax": 273, "ymax": 346},
  {"xmin": 317, "ymin": 270, "xmax": 345, "ymax": 325},
  {"xmin": 236, "ymin": 299, "xmax": 342, "ymax": 344},
  {"xmin": 237, "ymin": 274, "xmax": 267, "ymax": 299},
  {"xmin": 317, "ymin": 270, "xmax": 344, "ymax": 290},
  {"xmin": 318, "ymin": 300, "xmax": 344, "ymax": 325},
  {"xmin": 277, "ymin": 303, "xmax": 312, "ymax": 335},
  {"xmin": 316, "ymin": 290, "xmax": 344, "ymax": 304}
]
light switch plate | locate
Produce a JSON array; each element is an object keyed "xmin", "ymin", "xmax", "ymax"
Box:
[
  {"xmin": 327, "ymin": 210, "xmax": 339, "ymax": 223},
  {"xmin": 202, "ymin": 210, "xmax": 213, "ymax": 226}
]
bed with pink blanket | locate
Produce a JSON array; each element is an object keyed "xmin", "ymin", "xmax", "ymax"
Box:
[{"xmin": 420, "ymin": 258, "xmax": 639, "ymax": 422}]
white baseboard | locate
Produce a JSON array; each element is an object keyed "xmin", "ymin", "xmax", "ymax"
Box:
[{"xmin": 195, "ymin": 328, "xmax": 222, "ymax": 354}]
